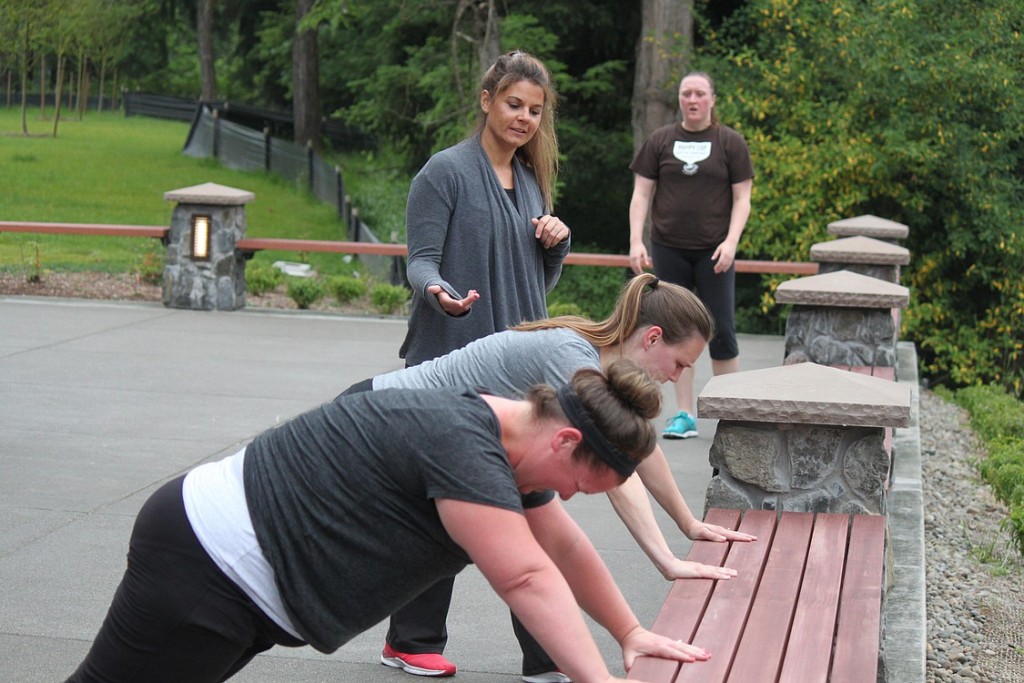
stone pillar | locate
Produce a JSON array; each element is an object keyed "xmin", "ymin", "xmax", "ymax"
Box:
[
  {"xmin": 162, "ymin": 182, "xmax": 255, "ymax": 311},
  {"xmin": 698, "ymin": 363, "xmax": 911, "ymax": 515},
  {"xmin": 810, "ymin": 235, "xmax": 910, "ymax": 284},
  {"xmin": 776, "ymin": 270, "xmax": 909, "ymax": 367},
  {"xmin": 827, "ymin": 214, "xmax": 909, "ymax": 245}
]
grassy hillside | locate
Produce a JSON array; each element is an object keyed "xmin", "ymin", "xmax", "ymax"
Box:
[{"xmin": 0, "ymin": 108, "xmax": 355, "ymax": 276}]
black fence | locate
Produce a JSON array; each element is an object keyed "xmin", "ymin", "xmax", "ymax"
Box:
[{"xmin": 122, "ymin": 92, "xmax": 403, "ymax": 286}]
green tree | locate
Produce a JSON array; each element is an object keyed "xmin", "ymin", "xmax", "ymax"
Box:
[{"xmin": 697, "ymin": 0, "xmax": 1024, "ymax": 395}]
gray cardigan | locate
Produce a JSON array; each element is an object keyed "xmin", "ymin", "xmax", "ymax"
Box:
[{"xmin": 400, "ymin": 135, "xmax": 570, "ymax": 365}]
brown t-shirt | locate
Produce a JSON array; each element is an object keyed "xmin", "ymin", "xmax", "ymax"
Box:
[{"xmin": 630, "ymin": 123, "xmax": 754, "ymax": 249}]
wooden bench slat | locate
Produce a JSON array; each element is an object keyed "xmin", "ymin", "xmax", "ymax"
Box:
[
  {"xmin": 726, "ymin": 512, "xmax": 815, "ymax": 682},
  {"xmin": 777, "ymin": 513, "xmax": 851, "ymax": 683},
  {"xmin": 627, "ymin": 509, "xmax": 741, "ymax": 682},
  {"xmin": 674, "ymin": 510, "xmax": 778, "ymax": 683},
  {"xmin": 830, "ymin": 514, "xmax": 886, "ymax": 683}
]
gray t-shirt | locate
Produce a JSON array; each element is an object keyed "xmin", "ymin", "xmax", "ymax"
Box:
[
  {"xmin": 243, "ymin": 387, "xmax": 543, "ymax": 653},
  {"xmin": 374, "ymin": 327, "xmax": 601, "ymax": 397}
]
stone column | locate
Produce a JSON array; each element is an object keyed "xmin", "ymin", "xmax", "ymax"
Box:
[
  {"xmin": 810, "ymin": 235, "xmax": 910, "ymax": 284},
  {"xmin": 776, "ymin": 270, "xmax": 909, "ymax": 367},
  {"xmin": 827, "ymin": 214, "xmax": 909, "ymax": 245},
  {"xmin": 698, "ymin": 363, "xmax": 911, "ymax": 515},
  {"xmin": 162, "ymin": 182, "xmax": 255, "ymax": 311}
]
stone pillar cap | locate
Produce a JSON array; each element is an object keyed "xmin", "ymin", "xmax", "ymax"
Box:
[
  {"xmin": 697, "ymin": 362, "xmax": 911, "ymax": 427},
  {"xmin": 775, "ymin": 269, "xmax": 909, "ymax": 308},
  {"xmin": 164, "ymin": 182, "xmax": 255, "ymax": 205},
  {"xmin": 810, "ymin": 235, "xmax": 910, "ymax": 265},
  {"xmin": 827, "ymin": 214, "xmax": 908, "ymax": 239}
]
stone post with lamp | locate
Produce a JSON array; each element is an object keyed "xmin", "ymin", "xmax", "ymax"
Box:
[{"xmin": 162, "ymin": 182, "xmax": 255, "ymax": 311}]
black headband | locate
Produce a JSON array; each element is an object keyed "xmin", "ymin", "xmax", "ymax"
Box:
[{"xmin": 556, "ymin": 384, "xmax": 637, "ymax": 478}]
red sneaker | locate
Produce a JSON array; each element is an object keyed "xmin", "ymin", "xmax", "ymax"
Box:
[{"xmin": 380, "ymin": 643, "xmax": 457, "ymax": 677}]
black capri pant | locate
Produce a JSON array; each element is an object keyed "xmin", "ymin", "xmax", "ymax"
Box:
[
  {"xmin": 65, "ymin": 476, "xmax": 302, "ymax": 683},
  {"xmin": 651, "ymin": 241, "xmax": 739, "ymax": 360}
]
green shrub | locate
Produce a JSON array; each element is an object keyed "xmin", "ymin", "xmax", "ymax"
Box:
[
  {"xmin": 21, "ymin": 241, "xmax": 43, "ymax": 283},
  {"xmin": 286, "ymin": 277, "xmax": 325, "ymax": 309},
  {"xmin": 326, "ymin": 275, "xmax": 368, "ymax": 304},
  {"xmin": 953, "ymin": 385, "xmax": 1024, "ymax": 557},
  {"xmin": 548, "ymin": 301, "xmax": 585, "ymax": 317},
  {"xmin": 953, "ymin": 386, "xmax": 1024, "ymax": 442},
  {"xmin": 246, "ymin": 263, "xmax": 284, "ymax": 296},
  {"xmin": 369, "ymin": 283, "xmax": 409, "ymax": 315},
  {"xmin": 133, "ymin": 249, "xmax": 164, "ymax": 285}
]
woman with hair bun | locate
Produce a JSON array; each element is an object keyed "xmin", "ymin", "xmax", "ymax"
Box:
[
  {"xmin": 64, "ymin": 362, "xmax": 710, "ymax": 683},
  {"xmin": 358, "ymin": 272, "xmax": 754, "ymax": 682}
]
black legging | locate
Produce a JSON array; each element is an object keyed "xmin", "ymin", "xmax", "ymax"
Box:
[
  {"xmin": 65, "ymin": 476, "xmax": 303, "ymax": 683},
  {"xmin": 651, "ymin": 241, "xmax": 739, "ymax": 360}
]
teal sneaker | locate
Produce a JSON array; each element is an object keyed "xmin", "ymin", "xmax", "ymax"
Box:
[{"xmin": 663, "ymin": 411, "xmax": 698, "ymax": 439}]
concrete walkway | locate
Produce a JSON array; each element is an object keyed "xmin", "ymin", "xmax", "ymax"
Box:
[{"xmin": 0, "ymin": 296, "xmax": 922, "ymax": 682}]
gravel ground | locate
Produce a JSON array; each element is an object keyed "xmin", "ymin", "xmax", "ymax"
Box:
[
  {"xmin": 920, "ymin": 390, "xmax": 1024, "ymax": 682},
  {"xmin": 3, "ymin": 271, "xmax": 1023, "ymax": 681}
]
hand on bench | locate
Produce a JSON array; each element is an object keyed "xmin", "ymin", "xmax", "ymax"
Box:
[
  {"xmin": 683, "ymin": 518, "xmax": 758, "ymax": 544},
  {"xmin": 662, "ymin": 558, "xmax": 738, "ymax": 581}
]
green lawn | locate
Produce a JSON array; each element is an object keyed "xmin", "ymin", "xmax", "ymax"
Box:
[{"xmin": 0, "ymin": 107, "xmax": 356, "ymax": 276}]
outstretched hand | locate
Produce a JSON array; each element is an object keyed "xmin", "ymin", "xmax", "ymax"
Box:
[
  {"xmin": 685, "ymin": 520, "xmax": 757, "ymax": 544},
  {"xmin": 428, "ymin": 284, "xmax": 479, "ymax": 316},
  {"xmin": 661, "ymin": 557, "xmax": 737, "ymax": 581},
  {"xmin": 619, "ymin": 625, "xmax": 710, "ymax": 673}
]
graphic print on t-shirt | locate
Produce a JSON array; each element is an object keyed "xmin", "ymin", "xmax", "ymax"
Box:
[{"xmin": 673, "ymin": 141, "xmax": 712, "ymax": 176}]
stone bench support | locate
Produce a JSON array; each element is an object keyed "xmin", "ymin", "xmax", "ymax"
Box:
[
  {"xmin": 810, "ymin": 235, "xmax": 910, "ymax": 284},
  {"xmin": 776, "ymin": 270, "xmax": 909, "ymax": 367},
  {"xmin": 698, "ymin": 363, "xmax": 911, "ymax": 516}
]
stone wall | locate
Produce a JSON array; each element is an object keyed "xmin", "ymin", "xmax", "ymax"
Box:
[
  {"xmin": 705, "ymin": 421, "xmax": 890, "ymax": 516},
  {"xmin": 784, "ymin": 307, "xmax": 897, "ymax": 366}
]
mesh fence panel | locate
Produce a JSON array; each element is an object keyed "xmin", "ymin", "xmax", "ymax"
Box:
[
  {"xmin": 183, "ymin": 111, "xmax": 214, "ymax": 158},
  {"xmin": 311, "ymin": 157, "xmax": 339, "ymax": 209},
  {"xmin": 268, "ymin": 138, "xmax": 307, "ymax": 184},
  {"xmin": 218, "ymin": 120, "xmax": 267, "ymax": 172}
]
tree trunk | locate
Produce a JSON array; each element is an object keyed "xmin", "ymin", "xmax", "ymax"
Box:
[
  {"xmin": 197, "ymin": 0, "xmax": 217, "ymax": 101},
  {"xmin": 53, "ymin": 54, "xmax": 65, "ymax": 137},
  {"xmin": 292, "ymin": 0, "xmax": 321, "ymax": 149},
  {"xmin": 40, "ymin": 54, "xmax": 46, "ymax": 119},
  {"xmin": 97, "ymin": 58, "xmax": 107, "ymax": 112},
  {"xmin": 451, "ymin": 0, "xmax": 500, "ymax": 102},
  {"xmin": 631, "ymin": 0, "xmax": 692, "ymax": 156},
  {"xmin": 20, "ymin": 20, "xmax": 30, "ymax": 135}
]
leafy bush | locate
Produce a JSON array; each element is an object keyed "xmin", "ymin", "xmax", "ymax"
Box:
[
  {"xmin": 133, "ymin": 249, "xmax": 164, "ymax": 286},
  {"xmin": 699, "ymin": 0, "xmax": 1024, "ymax": 398},
  {"xmin": 953, "ymin": 386, "xmax": 1024, "ymax": 442},
  {"xmin": 246, "ymin": 262, "xmax": 284, "ymax": 296},
  {"xmin": 286, "ymin": 277, "xmax": 325, "ymax": 309},
  {"xmin": 370, "ymin": 283, "xmax": 409, "ymax": 315},
  {"xmin": 326, "ymin": 275, "xmax": 368, "ymax": 304},
  {"xmin": 548, "ymin": 301, "xmax": 585, "ymax": 317},
  {"xmin": 951, "ymin": 385, "xmax": 1024, "ymax": 557}
]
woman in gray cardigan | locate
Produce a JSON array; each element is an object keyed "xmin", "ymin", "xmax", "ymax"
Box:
[
  {"xmin": 400, "ymin": 50, "xmax": 572, "ymax": 367},
  {"xmin": 391, "ymin": 50, "xmax": 573, "ymax": 682}
]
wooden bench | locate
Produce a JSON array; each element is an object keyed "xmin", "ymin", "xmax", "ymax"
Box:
[{"xmin": 629, "ymin": 508, "xmax": 886, "ymax": 683}]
